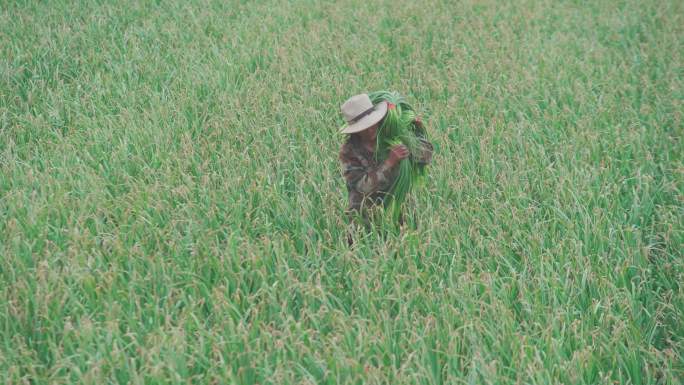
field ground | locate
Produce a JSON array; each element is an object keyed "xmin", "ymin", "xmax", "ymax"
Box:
[{"xmin": 1, "ymin": 0, "xmax": 682, "ymax": 383}]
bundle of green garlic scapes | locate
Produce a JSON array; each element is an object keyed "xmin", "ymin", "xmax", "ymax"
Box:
[{"xmin": 368, "ymin": 91, "xmax": 429, "ymax": 224}]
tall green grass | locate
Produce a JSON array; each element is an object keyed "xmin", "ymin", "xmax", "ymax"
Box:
[{"xmin": 1, "ymin": 0, "xmax": 682, "ymax": 383}]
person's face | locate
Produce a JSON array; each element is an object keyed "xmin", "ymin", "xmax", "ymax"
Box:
[{"xmin": 360, "ymin": 123, "xmax": 378, "ymax": 143}]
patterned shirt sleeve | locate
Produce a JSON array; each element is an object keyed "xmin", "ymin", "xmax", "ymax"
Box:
[
  {"xmin": 339, "ymin": 145, "xmax": 395, "ymax": 194},
  {"xmin": 412, "ymin": 118, "xmax": 433, "ymax": 165},
  {"xmin": 414, "ymin": 138, "xmax": 434, "ymax": 165}
]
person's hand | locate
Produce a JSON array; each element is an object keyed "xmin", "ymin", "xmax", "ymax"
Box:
[
  {"xmin": 414, "ymin": 116, "xmax": 424, "ymax": 129},
  {"xmin": 387, "ymin": 144, "xmax": 409, "ymax": 166}
]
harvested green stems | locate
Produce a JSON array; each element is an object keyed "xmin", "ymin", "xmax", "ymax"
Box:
[{"xmin": 369, "ymin": 91, "xmax": 429, "ymax": 224}]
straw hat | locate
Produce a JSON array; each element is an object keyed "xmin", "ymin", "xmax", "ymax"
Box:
[{"xmin": 339, "ymin": 94, "xmax": 388, "ymax": 134}]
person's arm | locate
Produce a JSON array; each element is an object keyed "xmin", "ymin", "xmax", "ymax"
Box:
[
  {"xmin": 414, "ymin": 138, "xmax": 433, "ymax": 165},
  {"xmin": 340, "ymin": 145, "xmax": 408, "ymax": 194},
  {"xmin": 413, "ymin": 117, "xmax": 433, "ymax": 165}
]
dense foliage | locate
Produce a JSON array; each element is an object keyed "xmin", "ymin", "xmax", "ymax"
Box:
[{"xmin": 1, "ymin": 0, "xmax": 681, "ymax": 384}]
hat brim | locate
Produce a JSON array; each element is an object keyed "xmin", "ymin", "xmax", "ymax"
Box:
[{"xmin": 339, "ymin": 101, "xmax": 388, "ymax": 134}]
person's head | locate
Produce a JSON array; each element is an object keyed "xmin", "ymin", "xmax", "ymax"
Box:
[
  {"xmin": 356, "ymin": 121, "xmax": 379, "ymax": 143},
  {"xmin": 339, "ymin": 94, "xmax": 388, "ymax": 144}
]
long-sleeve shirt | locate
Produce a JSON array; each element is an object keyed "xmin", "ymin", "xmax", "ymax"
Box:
[{"xmin": 339, "ymin": 137, "xmax": 434, "ymax": 218}]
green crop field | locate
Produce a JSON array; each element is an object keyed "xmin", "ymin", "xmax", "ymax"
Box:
[{"xmin": 1, "ymin": 0, "xmax": 682, "ymax": 383}]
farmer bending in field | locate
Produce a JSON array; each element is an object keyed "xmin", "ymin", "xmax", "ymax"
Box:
[{"xmin": 338, "ymin": 93, "xmax": 433, "ymax": 243}]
